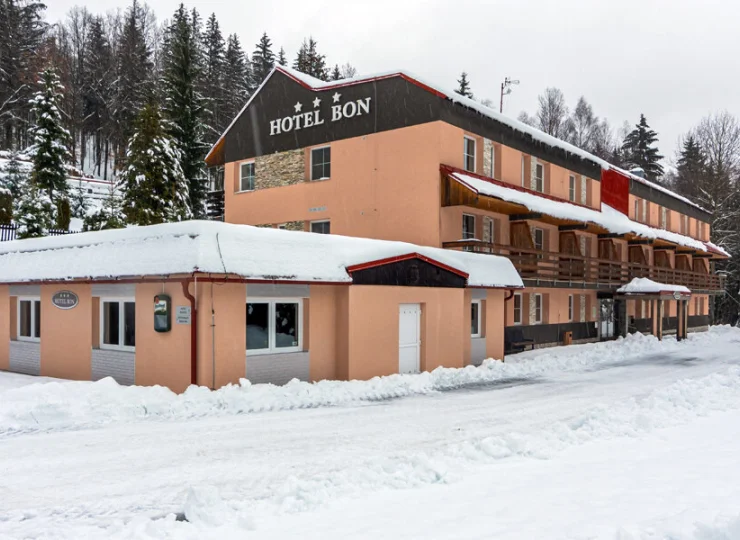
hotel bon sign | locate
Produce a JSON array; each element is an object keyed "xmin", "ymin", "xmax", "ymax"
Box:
[
  {"xmin": 269, "ymin": 92, "xmax": 372, "ymax": 136},
  {"xmin": 52, "ymin": 290, "xmax": 79, "ymax": 310}
]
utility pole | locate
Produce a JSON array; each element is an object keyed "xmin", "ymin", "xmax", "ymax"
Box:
[{"xmin": 500, "ymin": 77, "xmax": 520, "ymax": 113}]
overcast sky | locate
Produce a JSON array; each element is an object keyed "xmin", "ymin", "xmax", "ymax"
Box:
[{"xmin": 47, "ymin": 0, "xmax": 739, "ymax": 162}]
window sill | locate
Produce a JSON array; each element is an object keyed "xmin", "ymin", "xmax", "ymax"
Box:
[
  {"xmin": 99, "ymin": 345, "xmax": 135, "ymax": 353},
  {"xmin": 309, "ymin": 177, "xmax": 331, "ymax": 182},
  {"xmin": 246, "ymin": 348, "xmax": 305, "ymax": 356},
  {"xmin": 16, "ymin": 337, "xmax": 40, "ymax": 343},
  {"xmin": 235, "ymin": 188, "xmax": 255, "ymax": 194}
]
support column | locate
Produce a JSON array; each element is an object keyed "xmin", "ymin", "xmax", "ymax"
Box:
[
  {"xmin": 617, "ymin": 299, "xmax": 628, "ymax": 338},
  {"xmin": 656, "ymin": 299, "xmax": 663, "ymax": 340}
]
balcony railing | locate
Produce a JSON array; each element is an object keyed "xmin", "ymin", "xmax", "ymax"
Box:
[
  {"xmin": 443, "ymin": 240, "xmax": 724, "ymax": 292},
  {"xmin": 206, "ymin": 190, "xmax": 225, "ymax": 221}
]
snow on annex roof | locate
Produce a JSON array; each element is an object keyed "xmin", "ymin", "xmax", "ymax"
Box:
[
  {"xmin": 0, "ymin": 221, "xmax": 523, "ymax": 288},
  {"xmin": 447, "ymin": 169, "xmax": 710, "ymax": 252},
  {"xmin": 617, "ymin": 278, "xmax": 691, "ymax": 295}
]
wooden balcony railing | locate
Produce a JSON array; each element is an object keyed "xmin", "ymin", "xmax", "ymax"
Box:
[{"xmin": 443, "ymin": 240, "xmax": 724, "ymax": 292}]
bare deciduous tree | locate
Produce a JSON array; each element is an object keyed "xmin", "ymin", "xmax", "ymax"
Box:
[{"xmin": 536, "ymin": 87, "xmax": 569, "ymax": 139}]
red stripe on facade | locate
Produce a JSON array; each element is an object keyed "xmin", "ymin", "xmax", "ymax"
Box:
[{"xmin": 346, "ymin": 252, "xmax": 469, "ymax": 279}]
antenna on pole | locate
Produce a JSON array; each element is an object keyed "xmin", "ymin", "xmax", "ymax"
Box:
[{"xmin": 500, "ymin": 77, "xmax": 520, "ymax": 113}]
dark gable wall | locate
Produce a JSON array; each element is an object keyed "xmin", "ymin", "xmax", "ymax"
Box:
[
  {"xmin": 223, "ymin": 72, "xmax": 442, "ymax": 163},
  {"xmin": 630, "ymin": 179, "xmax": 711, "ymax": 222}
]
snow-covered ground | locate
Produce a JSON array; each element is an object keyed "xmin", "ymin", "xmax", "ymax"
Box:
[{"xmin": 2, "ymin": 327, "xmax": 740, "ymax": 539}]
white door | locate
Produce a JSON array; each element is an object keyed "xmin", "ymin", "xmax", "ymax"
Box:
[{"xmin": 399, "ymin": 304, "xmax": 421, "ymax": 374}]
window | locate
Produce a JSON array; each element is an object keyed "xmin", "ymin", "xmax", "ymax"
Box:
[
  {"xmin": 239, "ymin": 162, "xmax": 255, "ymax": 192},
  {"xmin": 18, "ymin": 297, "xmax": 41, "ymax": 341},
  {"xmin": 471, "ymin": 300, "xmax": 481, "ymax": 337},
  {"xmin": 311, "ymin": 146, "xmax": 331, "ymax": 180},
  {"xmin": 246, "ymin": 299, "xmax": 302, "ymax": 354},
  {"xmin": 488, "ymin": 144, "xmax": 495, "ymax": 177},
  {"xmin": 310, "ymin": 220, "xmax": 330, "ymax": 234},
  {"xmin": 464, "ymin": 137, "xmax": 476, "ymax": 172},
  {"xmin": 532, "ymin": 227, "xmax": 544, "ymax": 251},
  {"xmin": 277, "ymin": 224, "xmax": 287, "ymax": 230},
  {"xmin": 483, "ymin": 217, "xmax": 495, "ymax": 244},
  {"xmin": 568, "ymin": 295, "xmax": 573, "ymax": 321},
  {"xmin": 462, "ymin": 214, "xmax": 476, "ymax": 240},
  {"xmin": 534, "ymin": 294, "xmax": 543, "ymax": 324},
  {"xmin": 513, "ymin": 293, "xmax": 522, "ymax": 325},
  {"xmin": 100, "ymin": 299, "xmax": 135, "ymax": 350},
  {"xmin": 533, "ymin": 163, "xmax": 544, "ymax": 193},
  {"xmin": 568, "ymin": 175, "xmax": 576, "ymax": 202}
]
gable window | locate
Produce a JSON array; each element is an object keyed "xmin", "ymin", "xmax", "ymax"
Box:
[
  {"xmin": 310, "ymin": 220, "xmax": 330, "ymax": 234},
  {"xmin": 533, "ymin": 163, "xmax": 544, "ymax": 193},
  {"xmin": 464, "ymin": 137, "xmax": 476, "ymax": 172},
  {"xmin": 462, "ymin": 214, "xmax": 476, "ymax": 240},
  {"xmin": 18, "ymin": 297, "xmax": 41, "ymax": 341},
  {"xmin": 239, "ymin": 162, "xmax": 255, "ymax": 192},
  {"xmin": 471, "ymin": 300, "xmax": 481, "ymax": 337},
  {"xmin": 534, "ymin": 294, "xmax": 543, "ymax": 324},
  {"xmin": 513, "ymin": 293, "xmax": 522, "ymax": 325},
  {"xmin": 568, "ymin": 175, "xmax": 576, "ymax": 202},
  {"xmin": 568, "ymin": 295, "xmax": 573, "ymax": 321},
  {"xmin": 311, "ymin": 146, "xmax": 331, "ymax": 181},
  {"xmin": 101, "ymin": 299, "xmax": 136, "ymax": 351},
  {"xmin": 246, "ymin": 299, "xmax": 302, "ymax": 354}
]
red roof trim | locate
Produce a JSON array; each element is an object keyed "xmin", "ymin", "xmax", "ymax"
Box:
[
  {"xmin": 276, "ymin": 66, "xmax": 448, "ymax": 99},
  {"xmin": 441, "ymin": 164, "xmax": 595, "ymax": 212},
  {"xmin": 346, "ymin": 252, "xmax": 469, "ymax": 279}
]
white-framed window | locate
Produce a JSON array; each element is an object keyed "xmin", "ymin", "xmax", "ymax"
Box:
[
  {"xmin": 246, "ymin": 298, "xmax": 303, "ymax": 355},
  {"xmin": 568, "ymin": 175, "xmax": 576, "ymax": 202},
  {"xmin": 310, "ymin": 146, "xmax": 331, "ymax": 181},
  {"xmin": 17, "ymin": 296, "xmax": 41, "ymax": 341},
  {"xmin": 488, "ymin": 144, "xmax": 496, "ymax": 177},
  {"xmin": 462, "ymin": 214, "xmax": 476, "ymax": 240},
  {"xmin": 567, "ymin": 295, "xmax": 573, "ymax": 321},
  {"xmin": 464, "ymin": 136, "xmax": 476, "ymax": 172},
  {"xmin": 534, "ymin": 294, "xmax": 543, "ymax": 324},
  {"xmin": 239, "ymin": 161, "xmax": 255, "ymax": 192},
  {"xmin": 100, "ymin": 298, "xmax": 136, "ymax": 351},
  {"xmin": 310, "ymin": 220, "xmax": 330, "ymax": 234},
  {"xmin": 533, "ymin": 163, "xmax": 544, "ymax": 193},
  {"xmin": 471, "ymin": 300, "xmax": 481, "ymax": 337},
  {"xmin": 513, "ymin": 293, "xmax": 522, "ymax": 325},
  {"xmin": 521, "ymin": 155, "xmax": 526, "ymax": 187},
  {"xmin": 532, "ymin": 227, "xmax": 544, "ymax": 251}
]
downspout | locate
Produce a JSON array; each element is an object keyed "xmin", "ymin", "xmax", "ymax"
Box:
[{"xmin": 182, "ymin": 278, "xmax": 198, "ymax": 386}]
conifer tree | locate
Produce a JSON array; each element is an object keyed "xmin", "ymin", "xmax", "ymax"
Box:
[
  {"xmin": 82, "ymin": 186, "xmax": 125, "ymax": 231},
  {"xmin": 251, "ymin": 32, "xmax": 275, "ymax": 84},
  {"xmin": 70, "ymin": 181, "xmax": 90, "ymax": 219},
  {"xmin": 455, "ymin": 72, "xmax": 473, "ymax": 98},
  {"xmin": 28, "ymin": 68, "xmax": 72, "ymax": 226},
  {"xmin": 331, "ymin": 64, "xmax": 342, "ymax": 81},
  {"xmin": 0, "ymin": 150, "xmax": 28, "ymax": 201},
  {"xmin": 223, "ymin": 34, "xmax": 252, "ymax": 121},
  {"xmin": 277, "ymin": 47, "xmax": 287, "ymax": 66},
  {"xmin": 202, "ymin": 13, "xmax": 226, "ymax": 138},
  {"xmin": 293, "ymin": 38, "xmax": 327, "ymax": 80},
  {"xmin": 673, "ymin": 135, "xmax": 706, "ymax": 201},
  {"xmin": 622, "ymin": 114, "xmax": 665, "ymax": 181},
  {"xmin": 15, "ymin": 184, "xmax": 53, "ymax": 238},
  {"xmin": 162, "ymin": 4, "xmax": 207, "ymax": 218},
  {"xmin": 118, "ymin": 102, "xmax": 191, "ymax": 225}
]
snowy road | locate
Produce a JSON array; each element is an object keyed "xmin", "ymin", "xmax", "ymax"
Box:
[{"xmin": 2, "ymin": 328, "xmax": 740, "ymax": 539}]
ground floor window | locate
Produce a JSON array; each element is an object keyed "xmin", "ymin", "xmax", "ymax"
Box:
[
  {"xmin": 471, "ymin": 300, "xmax": 481, "ymax": 337},
  {"xmin": 568, "ymin": 295, "xmax": 573, "ymax": 321},
  {"xmin": 247, "ymin": 299, "xmax": 302, "ymax": 354},
  {"xmin": 534, "ymin": 294, "xmax": 543, "ymax": 324},
  {"xmin": 513, "ymin": 293, "xmax": 522, "ymax": 325},
  {"xmin": 101, "ymin": 299, "xmax": 136, "ymax": 350},
  {"xmin": 18, "ymin": 297, "xmax": 41, "ymax": 341},
  {"xmin": 310, "ymin": 220, "xmax": 330, "ymax": 234}
]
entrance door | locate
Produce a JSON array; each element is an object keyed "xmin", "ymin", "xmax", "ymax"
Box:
[
  {"xmin": 399, "ymin": 304, "xmax": 421, "ymax": 374},
  {"xmin": 599, "ymin": 298, "xmax": 615, "ymax": 340}
]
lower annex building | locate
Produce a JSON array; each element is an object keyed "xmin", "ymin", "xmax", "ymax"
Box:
[{"xmin": 205, "ymin": 65, "xmax": 728, "ymax": 351}]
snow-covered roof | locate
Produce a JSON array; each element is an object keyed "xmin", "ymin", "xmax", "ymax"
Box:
[
  {"xmin": 447, "ymin": 169, "xmax": 709, "ymax": 252},
  {"xmin": 614, "ymin": 165, "xmax": 707, "ymax": 212},
  {"xmin": 0, "ymin": 220, "xmax": 523, "ymax": 289},
  {"xmin": 616, "ymin": 278, "xmax": 691, "ymax": 295}
]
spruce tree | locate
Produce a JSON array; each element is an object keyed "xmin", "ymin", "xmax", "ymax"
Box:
[
  {"xmin": 622, "ymin": 114, "xmax": 665, "ymax": 181},
  {"xmin": 223, "ymin": 34, "xmax": 251, "ymax": 122},
  {"xmin": 202, "ymin": 13, "xmax": 226, "ymax": 139},
  {"xmin": 251, "ymin": 32, "xmax": 275, "ymax": 84},
  {"xmin": 70, "ymin": 181, "xmax": 90, "ymax": 219},
  {"xmin": 118, "ymin": 102, "xmax": 191, "ymax": 225},
  {"xmin": 293, "ymin": 38, "xmax": 327, "ymax": 80},
  {"xmin": 28, "ymin": 68, "xmax": 72, "ymax": 226},
  {"xmin": 0, "ymin": 150, "xmax": 28, "ymax": 201},
  {"xmin": 293, "ymin": 40, "xmax": 309, "ymax": 74},
  {"xmin": 455, "ymin": 72, "xmax": 473, "ymax": 98},
  {"xmin": 162, "ymin": 4, "xmax": 207, "ymax": 218},
  {"xmin": 83, "ymin": 186, "xmax": 125, "ymax": 231},
  {"xmin": 331, "ymin": 64, "xmax": 342, "ymax": 81},
  {"xmin": 15, "ymin": 184, "xmax": 53, "ymax": 239},
  {"xmin": 277, "ymin": 47, "xmax": 287, "ymax": 66}
]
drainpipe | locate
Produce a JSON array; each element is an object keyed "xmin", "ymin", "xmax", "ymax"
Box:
[{"xmin": 182, "ymin": 278, "xmax": 198, "ymax": 386}]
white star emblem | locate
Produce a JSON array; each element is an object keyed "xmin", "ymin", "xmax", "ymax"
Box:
[
  {"xmin": 294, "ymin": 101, "xmax": 303, "ymax": 113},
  {"xmin": 332, "ymin": 92, "xmax": 341, "ymax": 103},
  {"xmin": 313, "ymin": 97, "xmax": 321, "ymax": 108}
]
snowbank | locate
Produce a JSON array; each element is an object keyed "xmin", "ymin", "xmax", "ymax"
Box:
[
  {"xmin": 0, "ymin": 220, "xmax": 523, "ymax": 288},
  {"xmin": 617, "ymin": 277, "xmax": 691, "ymax": 294},
  {"xmin": 2, "ymin": 326, "xmax": 737, "ymax": 437}
]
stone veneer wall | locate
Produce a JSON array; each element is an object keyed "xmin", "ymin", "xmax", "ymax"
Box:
[
  {"xmin": 483, "ymin": 139, "xmax": 493, "ymax": 177},
  {"xmin": 282, "ymin": 221, "xmax": 305, "ymax": 231},
  {"xmin": 254, "ymin": 149, "xmax": 304, "ymax": 190}
]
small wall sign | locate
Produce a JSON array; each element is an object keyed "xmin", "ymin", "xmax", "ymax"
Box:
[
  {"xmin": 52, "ymin": 291, "xmax": 78, "ymax": 310},
  {"xmin": 176, "ymin": 306, "xmax": 191, "ymax": 325}
]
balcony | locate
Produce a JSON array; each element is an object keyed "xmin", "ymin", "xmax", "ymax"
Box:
[{"xmin": 443, "ymin": 240, "xmax": 724, "ymax": 292}]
